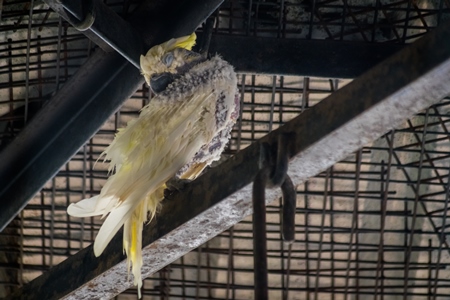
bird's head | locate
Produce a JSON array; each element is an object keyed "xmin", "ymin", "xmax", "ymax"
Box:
[{"xmin": 140, "ymin": 33, "xmax": 202, "ymax": 93}]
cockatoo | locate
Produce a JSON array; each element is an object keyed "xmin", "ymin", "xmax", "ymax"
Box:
[{"xmin": 67, "ymin": 33, "xmax": 239, "ymax": 297}]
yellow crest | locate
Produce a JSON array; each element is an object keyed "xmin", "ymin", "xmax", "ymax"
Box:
[
  {"xmin": 145, "ymin": 33, "xmax": 196, "ymax": 60},
  {"xmin": 140, "ymin": 33, "xmax": 197, "ymax": 83},
  {"xmin": 166, "ymin": 33, "xmax": 196, "ymax": 51}
]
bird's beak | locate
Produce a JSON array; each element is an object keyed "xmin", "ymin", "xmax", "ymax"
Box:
[{"xmin": 150, "ymin": 72, "xmax": 175, "ymax": 94}]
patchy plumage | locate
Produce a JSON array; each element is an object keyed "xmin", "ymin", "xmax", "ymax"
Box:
[{"xmin": 67, "ymin": 33, "xmax": 239, "ymax": 297}]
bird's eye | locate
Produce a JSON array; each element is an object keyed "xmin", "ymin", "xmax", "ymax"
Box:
[{"xmin": 162, "ymin": 52, "xmax": 174, "ymax": 67}]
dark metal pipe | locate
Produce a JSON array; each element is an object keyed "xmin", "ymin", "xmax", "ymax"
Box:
[
  {"xmin": 252, "ymin": 165, "xmax": 270, "ymax": 300},
  {"xmin": 281, "ymin": 175, "xmax": 297, "ymax": 243}
]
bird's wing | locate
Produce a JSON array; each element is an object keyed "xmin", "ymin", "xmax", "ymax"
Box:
[
  {"xmin": 68, "ymin": 55, "xmax": 237, "ymax": 258},
  {"xmin": 67, "ymin": 195, "xmax": 117, "ymax": 218},
  {"xmin": 90, "ymin": 88, "xmax": 217, "ymax": 256}
]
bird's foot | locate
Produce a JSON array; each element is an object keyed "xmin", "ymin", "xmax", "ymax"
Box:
[{"xmin": 164, "ymin": 177, "xmax": 191, "ymax": 199}]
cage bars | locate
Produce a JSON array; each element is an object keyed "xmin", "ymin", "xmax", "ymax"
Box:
[{"xmin": 7, "ymin": 20, "xmax": 450, "ymax": 299}]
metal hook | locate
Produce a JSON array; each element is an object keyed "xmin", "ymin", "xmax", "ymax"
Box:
[
  {"xmin": 58, "ymin": 0, "xmax": 96, "ymax": 31},
  {"xmin": 199, "ymin": 17, "xmax": 215, "ymax": 59},
  {"xmin": 281, "ymin": 174, "xmax": 296, "ymax": 243},
  {"xmin": 252, "ymin": 135, "xmax": 296, "ymax": 298}
]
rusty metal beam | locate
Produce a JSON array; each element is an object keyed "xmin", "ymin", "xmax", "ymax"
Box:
[{"xmin": 9, "ymin": 19, "xmax": 450, "ymax": 300}]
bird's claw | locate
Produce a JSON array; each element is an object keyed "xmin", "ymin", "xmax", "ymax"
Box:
[{"xmin": 164, "ymin": 177, "xmax": 191, "ymax": 200}]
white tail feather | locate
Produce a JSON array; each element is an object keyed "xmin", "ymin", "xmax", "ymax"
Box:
[
  {"xmin": 67, "ymin": 196, "xmax": 102, "ymax": 217},
  {"xmin": 67, "ymin": 195, "xmax": 118, "ymax": 218},
  {"xmin": 93, "ymin": 201, "xmax": 137, "ymax": 257}
]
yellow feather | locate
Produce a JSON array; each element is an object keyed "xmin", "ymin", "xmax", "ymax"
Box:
[
  {"xmin": 131, "ymin": 219, "xmax": 137, "ymax": 257},
  {"xmin": 170, "ymin": 32, "xmax": 196, "ymax": 51}
]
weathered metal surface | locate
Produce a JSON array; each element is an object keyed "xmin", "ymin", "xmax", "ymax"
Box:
[
  {"xmin": 0, "ymin": 0, "xmax": 223, "ymax": 232},
  {"xmin": 8, "ymin": 20, "xmax": 450, "ymax": 300},
  {"xmin": 207, "ymin": 35, "xmax": 404, "ymax": 77}
]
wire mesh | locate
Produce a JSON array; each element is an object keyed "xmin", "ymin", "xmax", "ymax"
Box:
[
  {"xmin": 1, "ymin": 0, "xmax": 450, "ymax": 299},
  {"xmin": 215, "ymin": 0, "xmax": 450, "ymax": 41}
]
